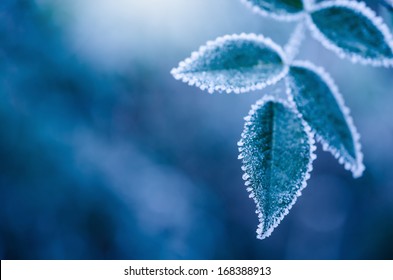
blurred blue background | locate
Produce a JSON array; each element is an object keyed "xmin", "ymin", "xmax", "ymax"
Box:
[{"xmin": 0, "ymin": 0, "xmax": 393, "ymax": 259}]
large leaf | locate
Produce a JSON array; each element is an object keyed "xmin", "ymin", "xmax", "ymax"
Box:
[
  {"xmin": 238, "ymin": 96, "xmax": 316, "ymax": 239},
  {"xmin": 241, "ymin": 0, "xmax": 305, "ymax": 21},
  {"xmin": 307, "ymin": 1, "xmax": 393, "ymax": 66},
  {"xmin": 286, "ymin": 61, "xmax": 365, "ymax": 177},
  {"xmin": 171, "ymin": 34, "xmax": 288, "ymax": 94}
]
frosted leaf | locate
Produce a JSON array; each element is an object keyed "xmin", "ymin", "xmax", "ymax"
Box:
[
  {"xmin": 171, "ymin": 34, "xmax": 288, "ymax": 94},
  {"xmin": 307, "ymin": 1, "xmax": 393, "ymax": 66},
  {"xmin": 286, "ymin": 61, "xmax": 365, "ymax": 178},
  {"xmin": 284, "ymin": 22, "xmax": 305, "ymax": 63},
  {"xmin": 240, "ymin": 0, "xmax": 305, "ymax": 21},
  {"xmin": 382, "ymin": 1, "xmax": 393, "ymax": 26},
  {"xmin": 239, "ymin": 96, "xmax": 316, "ymax": 239}
]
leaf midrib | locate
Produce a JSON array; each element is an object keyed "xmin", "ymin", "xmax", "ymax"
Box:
[{"xmin": 264, "ymin": 102, "xmax": 276, "ymax": 221}]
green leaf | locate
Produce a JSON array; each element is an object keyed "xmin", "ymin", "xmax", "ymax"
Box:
[
  {"xmin": 308, "ymin": 1, "xmax": 393, "ymax": 66},
  {"xmin": 171, "ymin": 34, "xmax": 287, "ymax": 94},
  {"xmin": 241, "ymin": 0, "xmax": 304, "ymax": 20},
  {"xmin": 238, "ymin": 96, "xmax": 316, "ymax": 239},
  {"xmin": 286, "ymin": 61, "xmax": 365, "ymax": 177}
]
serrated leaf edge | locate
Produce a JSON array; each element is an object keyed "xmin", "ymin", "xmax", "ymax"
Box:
[
  {"xmin": 306, "ymin": 0, "xmax": 393, "ymax": 67},
  {"xmin": 382, "ymin": 0, "xmax": 393, "ymax": 11},
  {"xmin": 240, "ymin": 0, "xmax": 306, "ymax": 21},
  {"xmin": 286, "ymin": 60, "xmax": 365, "ymax": 178},
  {"xmin": 237, "ymin": 95, "xmax": 317, "ymax": 239},
  {"xmin": 171, "ymin": 33, "xmax": 289, "ymax": 94}
]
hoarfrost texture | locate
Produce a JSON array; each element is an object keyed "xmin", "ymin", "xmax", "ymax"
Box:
[
  {"xmin": 284, "ymin": 22, "xmax": 306, "ymax": 63},
  {"xmin": 308, "ymin": 1, "xmax": 393, "ymax": 66},
  {"xmin": 171, "ymin": 0, "xmax": 392, "ymax": 239},
  {"xmin": 381, "ymin": 0, "xmax": 393, "ymax": 11},
  {"xmin": 240, "ymin": 0, "xmax": 305, "ymax": 20},
  {"xmin": 171, "ymin": 34, "xmax": 288, "ymax": 94}
]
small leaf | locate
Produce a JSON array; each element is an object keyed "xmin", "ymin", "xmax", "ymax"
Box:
[
  {"xmin": 307, "ymin": 1, "xmax": 393, "ymax": 66},
  {"xmin": 241, "ymin": 0, "xmax": 305, "ymax": 21},
  {"xmin": 286, "ymin": 61, "xmax": 365, "ymax": 177},
  {"xmin": 171, "ymin": 34, "xmax": 288, "ymax": 94},
  {"xmin": 238, "ymin": 96, "xmax": 316, "ymax": 239}
]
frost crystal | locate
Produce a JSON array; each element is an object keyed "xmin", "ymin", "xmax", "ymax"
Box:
[
  {"xmin": 286, "ymin": 61, "xmax": 365, "ymax": 177},
  {"xmin": 307, "ymin": 1, "xmax": 393, "ymax": 66},
  {"xmin": 382, "ymin": 0, "xmax": 393, "ymax": 10},
  {"xmin": 171, "ymin": 34, "xmax": 288, "ymax": 94},
  {"xmin": 239, "ymin": 96, "xmax": 316, "ymax": 239}
]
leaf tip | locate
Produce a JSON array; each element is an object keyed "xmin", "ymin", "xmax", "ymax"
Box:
[
  {"xmin": 288, "ymin": 61, "xmax": 365, "ymax": 178},
  {"xmin": 352, "ymin": 163, "xmax": 365, "ymax": 178},
  {"xmin": 256, "ymin": 222, "xmax": 273, "ymax": 240}
]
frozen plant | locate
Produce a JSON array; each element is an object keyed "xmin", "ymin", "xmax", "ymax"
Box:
[{"xmin": 171, "ymin": 0, "xmax": 393, "ymax": 239}]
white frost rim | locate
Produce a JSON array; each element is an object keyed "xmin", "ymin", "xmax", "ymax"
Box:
[
  {"xmin": 303, "ymin": 0, "xmax": 316, "ymax": 11},
  {"xmin": 306, "ymin": 0, "xmax": 393, "ymax": 67},
  {"xmin": 171, "ymin": 33, "xmax": 289, "ymax": 94},
  {"xmin": 286, "ymin": 60, "xmax": 365, "ymax": 178},
  {"xmin": 240, "ymin": 0, "xmax": 306, "ymax": 21},
  {"xmin": 383, "ymin": 0, "xmax": 393, "ymax": 8},
  {"xmin": 237, "ymin": 95, "xmax": 317, "ymax": 240}
]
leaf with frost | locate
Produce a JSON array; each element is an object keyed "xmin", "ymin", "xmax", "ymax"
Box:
[
  {"xmin": 307, "ymin": 1, "xmax": 393, "ymax": 66},
  {"xmin": 171, "ymin": 34, "xmax": 288, "ymax": 94},
  {"xmin": 241, "ymin": 0, "xmax": 305, "ymax": 21},
  {"xmin": 286, "ymin": 61, "xmax": 364, "ymax": 177},
  {"xmin": 238, "ymin": 96, "xmax": 316, "ymax": 239}
]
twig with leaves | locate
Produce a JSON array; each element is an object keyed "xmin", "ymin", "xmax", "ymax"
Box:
[{"xmin": 171, "ymin": 0, "xmax": 393, "ymax": 239}]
